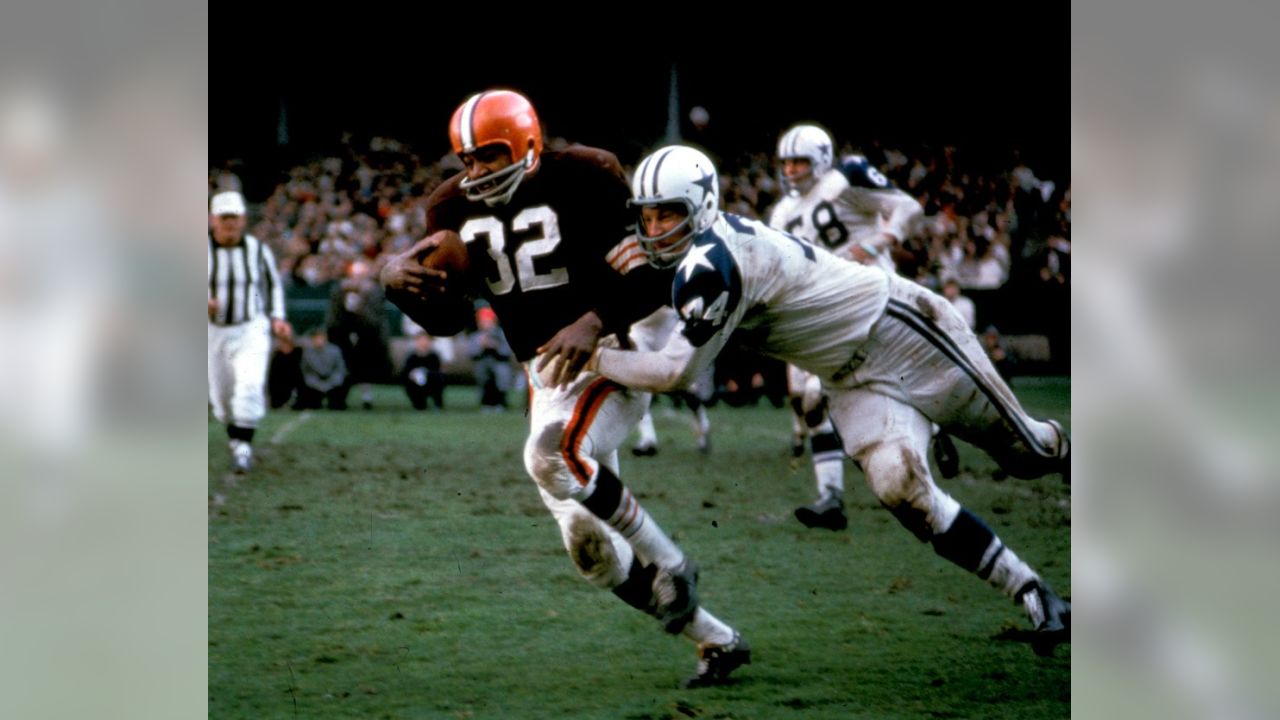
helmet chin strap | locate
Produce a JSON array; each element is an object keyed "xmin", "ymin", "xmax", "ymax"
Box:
[
  {"xmin": 461, "ymin": 148, "xmax": 537, "ymax": 206},
  {"xmin": 634, "ymin": 200, "xmax": 697, "ymax": 269}
]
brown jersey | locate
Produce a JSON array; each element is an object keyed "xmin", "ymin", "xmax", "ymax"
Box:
[{"xmin": 427, "ymin": 145, "xmax": 672, "ymax": 361}]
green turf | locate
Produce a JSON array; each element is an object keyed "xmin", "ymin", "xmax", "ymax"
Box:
[{"xmin": 210, "ymin": 379, "xmax": 1070, "ymax": 719}]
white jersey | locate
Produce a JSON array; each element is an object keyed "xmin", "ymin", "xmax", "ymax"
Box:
[
  {"xmin": 666, "ymin": 213, "xmax": 889, "ymax": 385},
  {"xmin": 768, "ymin": 156, "xmax": 922, "ymax": 272}
]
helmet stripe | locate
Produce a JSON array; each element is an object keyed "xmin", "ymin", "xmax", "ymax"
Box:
[
  {"xmin": 635, "ymin": 154, "xmax": 655, "ymax": 198},
  {"xmin": 650, "ymin": 147, "xmax": 674, "ymax": 196},
  {"xmin": 459, "ymin": 92, "xmax": 485, "ymax": 151}
]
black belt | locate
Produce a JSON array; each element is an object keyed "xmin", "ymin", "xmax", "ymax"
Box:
[{"xmin": 211, "ymin": 316, "xmax": 264, "ymax": 327}]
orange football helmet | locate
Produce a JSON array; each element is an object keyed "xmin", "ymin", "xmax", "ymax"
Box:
[{"xmin": 448, "ymin": 90, "xmax": 543, "ymax": 206}]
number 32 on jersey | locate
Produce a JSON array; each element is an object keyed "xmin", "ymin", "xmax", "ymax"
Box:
[{"xmin": 459, "ymin": 205, "xmax": 567, "ymax": 295}]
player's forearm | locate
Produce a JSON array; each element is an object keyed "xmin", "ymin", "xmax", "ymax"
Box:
[
  {"xmin": 594, "ymin": 347, "xmax": 691, "ymax": 393},
  {"xmin": 880, "ymin": 193, "xmax": 924, "ymax": 243}
]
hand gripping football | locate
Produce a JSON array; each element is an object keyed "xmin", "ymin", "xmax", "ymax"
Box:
[
  {"xmin": 419, "ymin": 229, "xmax": 470, "ymax": 279},
  {"xmin": 387, "ymin": 230, "xmax": 473, "ymax": 336}
]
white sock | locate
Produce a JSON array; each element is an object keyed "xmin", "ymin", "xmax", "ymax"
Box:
[
  {"xmin": 585, "ymin": 468, "xmax": 684, "ymax": 570},
  {"xmin": 693, "ymin": 406, "xmax": 710, "ymax": 436},
  {"xmin": 635, "ymin": 410, "xmax": 657, "ymax": 448},
  {"xmin": 811, "ymin": 423, "xmax": 845, "ymax": 499},
  {"xmin": 815, "ymin": 459, "xmax": 844, "ymax": 499},
  {"xmin": 619, "ymin": 503, "xmax": 684, "ymax": 569},
  {"xmin": 681, "ymin": 608, "xmax": 735, "ymax": 646},
  {"xmin": 986, "ymin": 545, "xmax": 1038, "ymax": 600}
]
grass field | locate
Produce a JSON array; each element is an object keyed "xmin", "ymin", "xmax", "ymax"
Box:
[{"xmin": 209, "ymin": 378, "xmax": 1070, "ymax": 719}]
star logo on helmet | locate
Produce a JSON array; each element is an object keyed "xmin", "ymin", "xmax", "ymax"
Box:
[
  {"xmin": 692, "ymin": 168, "xmax": 716, "ymax": 201},
  {"xmin": 817, "ymin": 143, "xmax": 831, "ymax": 162},
  {"xmin": 679, "ymin": 242, "xmax": 716, "ymax": 281}
]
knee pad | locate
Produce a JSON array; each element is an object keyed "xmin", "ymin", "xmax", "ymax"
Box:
[
  {"xmin": 567, "ymin": 515, "xmax": 629, "ymax": 589},
  {"xmin": 524, "ymin": 420, "xmax": 574, "ymax": 499}
]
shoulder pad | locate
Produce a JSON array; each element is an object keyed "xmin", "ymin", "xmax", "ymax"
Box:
[
  {"xmin": 672, "ymin": 232, "xmax": 741, "ymax": 347},
  {"xmin": 837, "ymin": 155, "xmax": 892, "ymax": 190},
  {"xmin": 554, "ymin": 145, "xmax": 627, "ymax": 182}
]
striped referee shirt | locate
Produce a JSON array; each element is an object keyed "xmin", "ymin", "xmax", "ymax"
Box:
[{"xmin": 207, "ymin": 233, "xmax": 285, "ymax": 326}]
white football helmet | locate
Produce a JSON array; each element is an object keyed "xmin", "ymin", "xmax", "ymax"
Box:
[
  {"xmin": 777, "ymin": 124, "xmax": 834, "ymax": 196},
  {"xmin": 630, "ymin": 145, "xmax": 720, "ymax": 268}
]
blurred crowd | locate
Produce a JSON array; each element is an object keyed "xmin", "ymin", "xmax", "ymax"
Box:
[{"xmin": 211, "ymin": 132, "xmax": 1068, "ymax": 297}]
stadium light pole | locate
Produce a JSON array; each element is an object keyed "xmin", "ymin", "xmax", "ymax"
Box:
[{"xmin": 665, "ymin": 63, "xmax": 681, "ymax": 144}]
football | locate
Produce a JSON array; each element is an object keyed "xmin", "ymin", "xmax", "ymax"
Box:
[
  {"xmin": 419, "ymin": 229, "xmax": 470, "ymax": 280},
  {"xmin": 387, "ymin": 230, "xmax": 474, "ymax": 337}
]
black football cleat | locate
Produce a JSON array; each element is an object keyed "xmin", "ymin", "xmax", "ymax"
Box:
[
  {"xmin": 1018, "ymin": 580, "xmax": 1071, "ymax": 657},
  {"xmin": 794, "ymin": 494, "xmax": 848, "ymax": 531},
  {"xmin": 683, "ymin": 632, "xmax": 751, "ymax": 688}
]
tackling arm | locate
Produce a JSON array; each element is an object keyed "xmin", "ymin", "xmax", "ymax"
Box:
[
  {"xmin": 592, "ymin": 327, "xmax": 716, "ymax": 394},
  {"xmin": 836, "ymin": 157, "xmax": 923, "ymax": 260},
  {"xmin": 874, "ymin": 188, "xmax": 924, "ymax": 248}
]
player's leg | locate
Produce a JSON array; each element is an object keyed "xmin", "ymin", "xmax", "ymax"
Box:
[
  {"xmin": 628, "ymin": 306, "xmax": 683, "ymax": 457},
  {"xmin": 785, "ymin": 363, "xmax": 808, "ymax": 457},
  {"xmin": 793, "ymin": 410, "xmax": 847, "ymax": 531},
  {"xmin": 524, "ymin": 369, "xmax": 694, "ymax": 632},
  {"xmin": 792, "ymin": 373, "xmax": 847, "ymax": 530},
  {"xmin": 881, "ymin": 281, "xmax": 1069, "ymax": 480},
  {"xmin": 687, "ymin": 395, "xmax": 711, "ymax": 454},
  {"xmin": 830, "ymin": 389, "xmax": 1069, "ymax": 654},
  {"xmin": 687, "ymin": 363, "xmax": 715, "ymax": 455},
  {"xmin": 526, "ymin": 368, "xmax": 747, "ymax": 682},
  {"xmin": 632, "ymin": 406, "xmax": 659, "ymax": 456},
  {"xmin": 539, "ymin": 486, "xmax": 747, "ymax": 684},
  {"xmin": 584, "ymin": 451, "xmax": 742, "ymax": 686},
  {"xmin": 931, "ymin": 424, "xmax": 961, "ymax": 479}
]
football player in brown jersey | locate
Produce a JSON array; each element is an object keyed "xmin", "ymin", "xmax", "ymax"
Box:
[{"xmin": 381, "ymin": 90, "xmax": 749, "ymax": 688}]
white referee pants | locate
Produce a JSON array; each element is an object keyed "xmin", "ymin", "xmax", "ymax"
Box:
[{"xmin": 208, "ymin": 317, "xmax": 271, "ymax": 430}]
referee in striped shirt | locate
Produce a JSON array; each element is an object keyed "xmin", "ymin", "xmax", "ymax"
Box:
[{"xmin": 208, "ymin": 190, "xmax": 292, "ymax": 473}]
